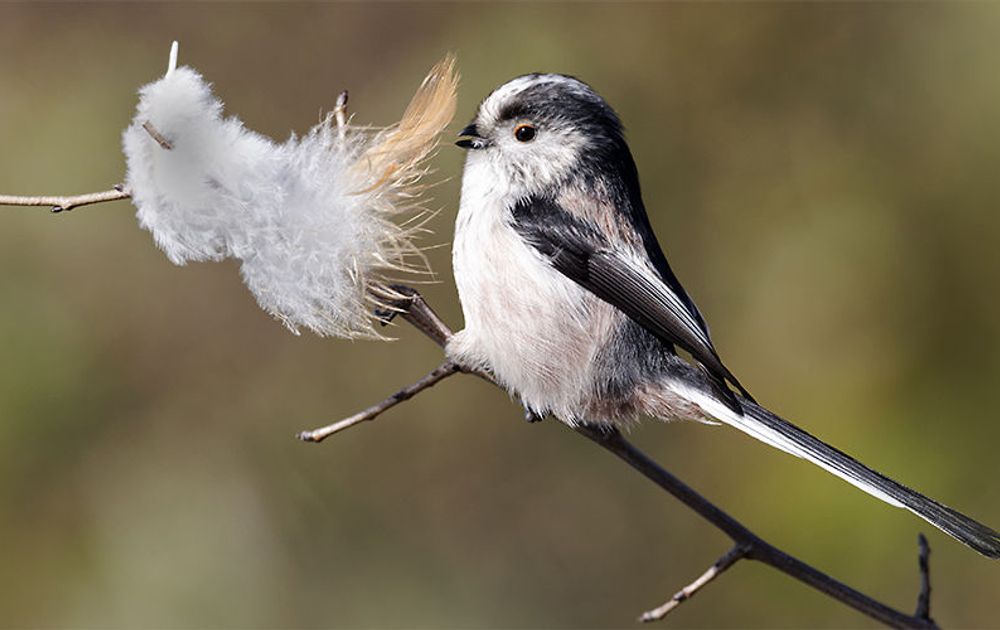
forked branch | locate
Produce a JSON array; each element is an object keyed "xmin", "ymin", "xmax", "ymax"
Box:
[
  {"xmin": 300, "ymin": 287, "xmax": 941, "ymax": 629},
  {"xmin": 0, "ymin": 184, "xmax": 945, "ymax": 627},
  {"xmin": 638, "ymin": 543, "xmax": 749, "ymax": 622},
  {"xmin": 575, "ymin": 423, "xmax": 937, "ymax": 628}
]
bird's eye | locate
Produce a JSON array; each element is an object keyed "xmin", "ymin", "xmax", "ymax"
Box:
[{"xmin": 514, "ymin": 124, "xmax": 536, "ymax": 143}]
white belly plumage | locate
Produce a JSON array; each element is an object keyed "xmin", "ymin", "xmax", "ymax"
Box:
[{"xmin": 448, "ymin": 162, "xmax": 617, "ymax": 423}]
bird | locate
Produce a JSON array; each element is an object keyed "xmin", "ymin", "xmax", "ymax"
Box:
[{"xmin": 449, "ymin": 73, "xmax": 1000, "ymax": 559}]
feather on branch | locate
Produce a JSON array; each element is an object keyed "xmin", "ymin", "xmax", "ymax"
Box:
[{"xmin": 122, "ymin": 43, "xmax": 458, "ymax": 339}]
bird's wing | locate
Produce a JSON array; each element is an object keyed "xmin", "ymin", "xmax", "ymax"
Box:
[
  {"xmin": 511, "ymin": 198, "xmax": 1000, "ymax": 559},
  {"xmin": 510, "ymin": 195, "xmax": 753, "ymax": 413}
]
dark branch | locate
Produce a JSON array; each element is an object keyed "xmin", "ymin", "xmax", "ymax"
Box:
[
  {"xmin": 304, "ymin": 287, "xmax": 941, "ymax": 628},
  {"xmin": 916, "ymin": 534, "xmax": 933, "ymax": 623},
  {"xmin": 577, "ymin": 424, "xmax": 938, "ymax": 628},
  {"xmin": 297, "ymin": 361, "xmax": 459, "ymax": 442}
]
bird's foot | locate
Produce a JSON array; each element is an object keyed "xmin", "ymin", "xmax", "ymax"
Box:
[{"xmin": 522, "ymin": 402, "xmax": 546, "ymax": 423}]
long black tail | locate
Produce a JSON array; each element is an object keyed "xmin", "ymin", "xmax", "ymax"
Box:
[{"xmin": 670, "ymin": 380, "xmax": 1000, "ymax": 558}]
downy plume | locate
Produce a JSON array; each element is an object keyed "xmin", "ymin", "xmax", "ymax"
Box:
[{"xmin": 122, "ymin": 42, "xmax": 458, "ymax": 338}]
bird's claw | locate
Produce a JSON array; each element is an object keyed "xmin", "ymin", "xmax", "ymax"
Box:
[
  {"xmin": 375, "ymin": 284, "xmax": 421, "ymax": 326},
  {"xmin": 523, "ymin": 406, "xmax": 545, "ymax": 423}
]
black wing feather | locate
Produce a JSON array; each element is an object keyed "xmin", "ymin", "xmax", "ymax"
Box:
[
  {"xmin": 511, "ymin": 196, "xmax": 753, "ymax": 413},
  {"xmin": 740, "ymin": 399, "xmax": 1000, "ymax": 558},
  {"xmin": 510, "ymin": 196, "xmax": 1000, "ymax": 558}
]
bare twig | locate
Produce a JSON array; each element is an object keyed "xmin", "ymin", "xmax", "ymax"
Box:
[
  {"xmin": 639, "ymin": 544, "xmax": 749, "ymax": 622},
  {"xmin": 0, "ymin": 123, "xmax": 169, "ymax": 213},
  {"xmin": 309, "ymin": 287, "xmax": 942, "ymax": 629},
  {"xmin": 334, "ymin": 90, "xmax": 349, "ymax": 144},
  {"xmin": 916, "ymin": 534, "xmax": 933, "ymax": 623},
  {"xmin": 142, "ymin": 120, "xmax": 173, "ymax": 150},
  {"xmin": 298, "ymin": 285, "xmax": 480, "ymax": 442},
  {"xmin": 0, "ymin": 186, "xmax": 131, "ymax": 213},
  {"xmin": 297, "ymin": 361, "xmax": 459, "ymax": 442}
]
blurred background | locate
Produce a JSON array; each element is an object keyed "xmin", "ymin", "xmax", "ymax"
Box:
[{"xmin": 2, "ymin": 3, "xmax": 1000, "ymax": 628}]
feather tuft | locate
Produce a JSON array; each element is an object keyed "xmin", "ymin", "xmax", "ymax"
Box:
[{"xmin": 122, "ymin": 45, "xmax": 458, "ymax": 338}]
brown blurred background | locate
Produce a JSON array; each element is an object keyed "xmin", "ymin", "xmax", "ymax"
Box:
[{"xmin": 2, "ymin": 3, "xmax": 999, "ymax": 628}]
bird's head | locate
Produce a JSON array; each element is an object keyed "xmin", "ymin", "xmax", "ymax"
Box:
[{"xmin": 456, "ymin": 74, "xmax": 629, "ymax": 198}]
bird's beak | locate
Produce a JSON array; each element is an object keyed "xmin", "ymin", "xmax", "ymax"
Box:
[{"xmin": 456, "ymin": 123, "xmax": 487, "ymax": 150}]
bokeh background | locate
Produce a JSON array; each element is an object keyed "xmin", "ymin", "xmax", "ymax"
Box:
[{"xmin": 2, "ymin": 3, "xmax": 999, "ymax": 628}]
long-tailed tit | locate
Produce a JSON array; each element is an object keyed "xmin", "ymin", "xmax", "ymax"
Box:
[{"xmin": 450, "ymin": 73, "xmax": 1000, "ymax": 558}]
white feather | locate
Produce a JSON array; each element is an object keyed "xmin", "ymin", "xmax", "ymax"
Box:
[
  {"xmin": 166, "ymin": 41, "xmax": 178, "ymax": 77},
  {"xmin": 449, "ymin": 153, "xmax": 618, "ymax": 422},
  {"xmin": 666, "ymin": 380, "xmax": 905, "ymax": 507},
  {"xmin": 122, "ymin": 45, "xmax": 437, "ymax": 338}
]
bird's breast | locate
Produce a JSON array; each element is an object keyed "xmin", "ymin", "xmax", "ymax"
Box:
[{"xmin": 450, "ymin": 161, "xmax": 619, "ymax": 423}]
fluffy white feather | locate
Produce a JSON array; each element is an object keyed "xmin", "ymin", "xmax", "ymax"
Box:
[{"xmin": 122, "ymin": 43, "xmax": 457, "ymax": 338}]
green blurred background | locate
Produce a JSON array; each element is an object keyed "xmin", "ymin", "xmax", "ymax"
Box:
[{"xmin": 2, "ymin": 3, "xmax": 999, "ymax": 628}]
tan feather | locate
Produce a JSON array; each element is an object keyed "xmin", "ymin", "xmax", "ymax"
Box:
[
  {"xmin": 358, "ymin": 54, "xmax": 459, "ymax": 194},
  {"xmin": 353, "ymin": 54, "xmax": 459, "ymax": 334}
]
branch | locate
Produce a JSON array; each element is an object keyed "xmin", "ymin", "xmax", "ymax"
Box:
[
  {"xmin": 638, "ymin": 543, "xmax": 749, "ymax": 622},
  {"xmin": 0, "ymin": 165, "xmax": 941, "ymax": 624},
  {"xmin": 915, "ymin": 533, "xmax": 934, "ymax": 624},
  {"xmin": 302, "ymin": 287, "xmax": 941, "ymax": 629},
  {"xmin": 296, "ymin": 361, "xmax": 459, "ymax": 442},
  {"xmin": 142, "ymin": 121, "xmax": 173, "ymax": 150},
  {"xmin": 0, "ymin": 122, "xmax": 173, "ymax": 213},
  {"xmin": 577, "ymin": 424, "xmax": 938, "ymax": 628},
  {"xmin": 0, "ymin": 185, "xmax": 131, "ymax": 213}
]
